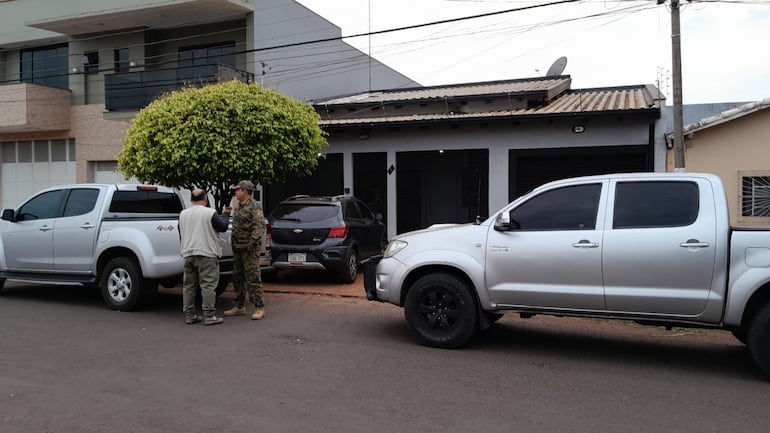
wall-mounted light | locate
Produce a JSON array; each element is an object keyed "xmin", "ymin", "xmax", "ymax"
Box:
[
  {"xmin": 438, "ymin": 149, "xmax": 444, "ymax": 154},
  {"xmin": 71, "ymin": 66, "xmax": 83, "ymax": 73},
  {"xmin": 572, "ymin": 125, "xmax": 586, "ymax": 133}
]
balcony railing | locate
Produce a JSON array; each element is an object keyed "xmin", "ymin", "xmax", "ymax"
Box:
[{"xmin": 105, "ymin": 64, "xmax": 254, "ymax": 111}]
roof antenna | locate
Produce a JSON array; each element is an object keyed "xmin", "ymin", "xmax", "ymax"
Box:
[{"xmin": 475, "ymin": 173, "xmax": 483, "ymax": 224}]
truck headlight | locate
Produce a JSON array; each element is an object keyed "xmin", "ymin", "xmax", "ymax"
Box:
[{"xmin": 383, "ymin": 240, "xmax": 407, "ymax": 258}]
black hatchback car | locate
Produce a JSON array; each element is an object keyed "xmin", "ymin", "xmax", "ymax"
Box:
[{"xmin": 268, "ymin": 195, "xmax": 386, "ymax": 283}]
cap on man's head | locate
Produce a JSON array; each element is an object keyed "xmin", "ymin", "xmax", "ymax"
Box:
[{"xmin": 232, "ymin": 180, "xmax": 255, "ymax": 191}]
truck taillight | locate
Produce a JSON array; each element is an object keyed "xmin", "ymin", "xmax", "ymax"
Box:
[
  {"xmin": 265, "ymin": 223, "xmax": 272, "ymax": 251},
  {"xmin": 328, "ymin": 225, "xmax": 347, "ymax": 238},
  {"xmin": 136, "ymin": 185, "xmax": 158, "ymax": 191}
]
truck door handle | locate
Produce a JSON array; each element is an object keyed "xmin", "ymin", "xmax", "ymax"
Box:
[
  {"xmin": 680, "ymin": 239, "xmax": 709, "ymax": 248},
  {"xmin": 39, "ymin": 225, "xmax": 53, "ymax": 232},
  {"xmin": 81, "ymin": 223, "xmax": 95, "ymax": 229},
  {"xmin": 572, "ymin": 239, "xmax": 599, "ymax": 248}
]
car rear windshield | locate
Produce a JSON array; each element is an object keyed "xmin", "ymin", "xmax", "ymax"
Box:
[
  {"xmin": 109, "ymin": 191, "xmax": 183, "ymax": 213},
  {"xmin": 270, "ymin": 203, "xmax": 339, "ymax": 223}
]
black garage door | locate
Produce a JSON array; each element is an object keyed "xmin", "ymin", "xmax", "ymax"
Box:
[{"xmin": 509, "ymin": 145, "xmax": 650, "ymax": 200}]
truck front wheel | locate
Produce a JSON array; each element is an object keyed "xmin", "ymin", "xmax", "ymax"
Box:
[
  {"xmin": 748, "ymin": 302, "xmax": 770, "ymax": 378},
  {"xmin": 404, "ymin": 273, "xmax": 478, "ymax": 348},
  {"xmin": 100, "ymin": 257, "xmax": 147, "ymax": 311}
]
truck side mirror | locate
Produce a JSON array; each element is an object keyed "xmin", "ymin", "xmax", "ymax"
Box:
[
  {"xmin": 2, "ymin": 209, "xmax": 16, "ymax": 222},
  {"xmin": 494, "ymin": 211, "xmax": 522, "ymax": 231},
  {"xmin": 493, "ymin": 212, "xmax": 511, "ymax": 231}
]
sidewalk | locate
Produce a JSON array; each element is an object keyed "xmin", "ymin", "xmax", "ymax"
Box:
[{"xmin": 260, "ymin": 269, "xmax": 366, "ymax": 298}]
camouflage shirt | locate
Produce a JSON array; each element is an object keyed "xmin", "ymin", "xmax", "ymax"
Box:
[{"xmin": 231, "ymin": 197, "xmax": 265, "ymax": 251}]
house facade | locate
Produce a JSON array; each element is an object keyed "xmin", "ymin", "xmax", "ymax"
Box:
[
  {"xmin": 269, "ymin": 77, "xmax": 666, "ymax": 238},
  {"xmin": 666, "ymin": 98, "xmax": 770, "ymax": 226}
]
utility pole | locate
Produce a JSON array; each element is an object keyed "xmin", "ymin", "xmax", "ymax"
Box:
[{"xmin": 669, "ymin": 0, "xmax": 685, "ymax": 170}]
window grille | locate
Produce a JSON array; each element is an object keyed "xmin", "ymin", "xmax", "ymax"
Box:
[{"xmin": 742, "ymin": 176, "xmax": 770, "ymax": 217}]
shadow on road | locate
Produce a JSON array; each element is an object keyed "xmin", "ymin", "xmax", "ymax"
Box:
[
  {"xmin": 469, "ymin": 318, "xmax": 763, "ymax": 381},
  {"xmin": 0, "ymin": 283, "xmax": 104, "ymax": 306},
  {"xmin": 0, "ymin": 282, "xmax": 206, "ymax": 313}
]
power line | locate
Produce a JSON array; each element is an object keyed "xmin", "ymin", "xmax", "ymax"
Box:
[
  {"xmin": 0, "ymin": 0, "xmax": 647, "ymax": 90},
  {"xmin": 246, "ymin": 0, "xmax": 584, "ymax": 54}
]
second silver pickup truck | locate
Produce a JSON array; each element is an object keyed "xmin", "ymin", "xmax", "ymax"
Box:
[
  {"xmin": 0, "ymin": 184, "xmax": 271, "ymax": 311},
  {"xmin": 366, "ymin": 172, "xmax": 770, "ymax": 378}
]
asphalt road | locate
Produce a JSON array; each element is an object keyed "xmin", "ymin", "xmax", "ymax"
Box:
[{"xmin": 1, "ymin": 281, "xmax": 770, "ymax": 433}]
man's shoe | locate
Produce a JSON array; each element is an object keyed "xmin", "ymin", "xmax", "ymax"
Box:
[
  {"xmin": 251, "ymin": 307, "xmax": 265, "ymax": 320},
  {"xmin": 223, "ymin": 306, "xmax": 246, "ymax": 317},
  {"xmin": 185, "ymin": 315, "xmax": 202, "ymax": 325},
  {"xmin": 204, "ymin": 316, "xmax": 224, "ymax": 326}
]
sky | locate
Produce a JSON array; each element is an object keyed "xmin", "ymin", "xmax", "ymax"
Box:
[{"xmin": 296, "ymin": 0, "xmax": 770, "ymax": 105}]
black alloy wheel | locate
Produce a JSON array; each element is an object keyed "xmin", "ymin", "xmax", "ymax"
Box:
[{"xmin": 404, "ymin": 273, "xmax": 478, "ymax": 348}]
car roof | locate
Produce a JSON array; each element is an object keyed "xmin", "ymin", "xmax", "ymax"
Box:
[{"xmin": 278, "ymin": 195, "xmax": 354, "ymax": 205}]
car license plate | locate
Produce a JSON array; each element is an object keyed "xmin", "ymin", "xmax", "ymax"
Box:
[{"xmin": 288, "ymin": 253, "xmax": 306, "ymax": 263}]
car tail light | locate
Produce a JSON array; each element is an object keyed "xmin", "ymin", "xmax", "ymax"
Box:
[
  {"xmin": 328, "ymin": 225, "xmax": 347, "ymax": 238},
  {"xmin": 136, "ymin": 185, "xmax": 158, "ymax": 191},
  {"xmin": 265, "ymin": 223, "xmax": 272, "ymax": 252}
]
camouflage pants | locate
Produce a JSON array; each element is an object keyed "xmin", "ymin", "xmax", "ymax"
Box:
[{"xmin": 232, "ymin": 248, "xmax": 263, "ymax": 308}]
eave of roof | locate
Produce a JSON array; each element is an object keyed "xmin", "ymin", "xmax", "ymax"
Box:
[
  {"xmin": 678, "ymin": 97, "xmax": 770, "ymax": 136},
  {"xmin": 312, "ymin": 76, "xmax": 572, "ymax": 106},
  {"xmin": 318, "ymin": 86, "xmax": 660, "ymax": 128}
]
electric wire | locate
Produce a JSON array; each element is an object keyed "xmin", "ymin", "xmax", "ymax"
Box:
[{"xmin": 0, "ymin": 0, "xmax": 766, "ymax": 114}]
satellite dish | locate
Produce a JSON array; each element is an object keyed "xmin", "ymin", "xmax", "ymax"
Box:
[{"xmin": 545, "ymin": 56, "xmax": 568, "ymax": 77}]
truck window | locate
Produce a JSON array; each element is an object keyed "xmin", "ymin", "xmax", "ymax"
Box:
[
  {"xmin": 63, "ymin": 188, "xmax": 100, "ymax": 217},
  {"xmin": 17, "ymin": 189, "xmax": 67, "ymax": 220},
  {"xmin": 613, "ymin": 181, "xmax": 699, "ymax": 229},
  {"xmin": 109, "ymin": 191, "xmax": 183, "ymax": 214},
  {"xmin": 510, "ymin": 183, "xmax": 601, "ymax": 230}
]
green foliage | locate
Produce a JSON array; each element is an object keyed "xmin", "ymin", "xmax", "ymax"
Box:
[{"xmin": 117, "ymin": 80, "xmax": 328, "ymax": 211}]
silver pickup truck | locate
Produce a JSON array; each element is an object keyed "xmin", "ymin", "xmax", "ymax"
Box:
[
  {"xmin": 365, "ymin": 172, "xmax": 770, "ymax": 378},
  {"xmin": 0, "ymin": 184, "xmax": 271, "ymax": 311}
]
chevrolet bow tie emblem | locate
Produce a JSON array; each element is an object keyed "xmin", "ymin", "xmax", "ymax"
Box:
[{"xmin": 293, "ymin": 228, "xmax": 303, "ymax": 234}]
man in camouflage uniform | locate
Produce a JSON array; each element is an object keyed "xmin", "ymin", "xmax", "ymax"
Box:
[{"xmin": 223, "ymin": 180, "xmax": 267, "ymax": 320}]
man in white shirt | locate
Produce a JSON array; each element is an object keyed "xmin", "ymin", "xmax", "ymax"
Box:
[{"xmin": 179, "ymin": 188, "xmax": 230, "ymax": 325}]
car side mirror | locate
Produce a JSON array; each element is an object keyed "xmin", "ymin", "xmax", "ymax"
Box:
[{"xmin": 2, "ymin": 208, "xmax": 16, "ymax": 222}]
